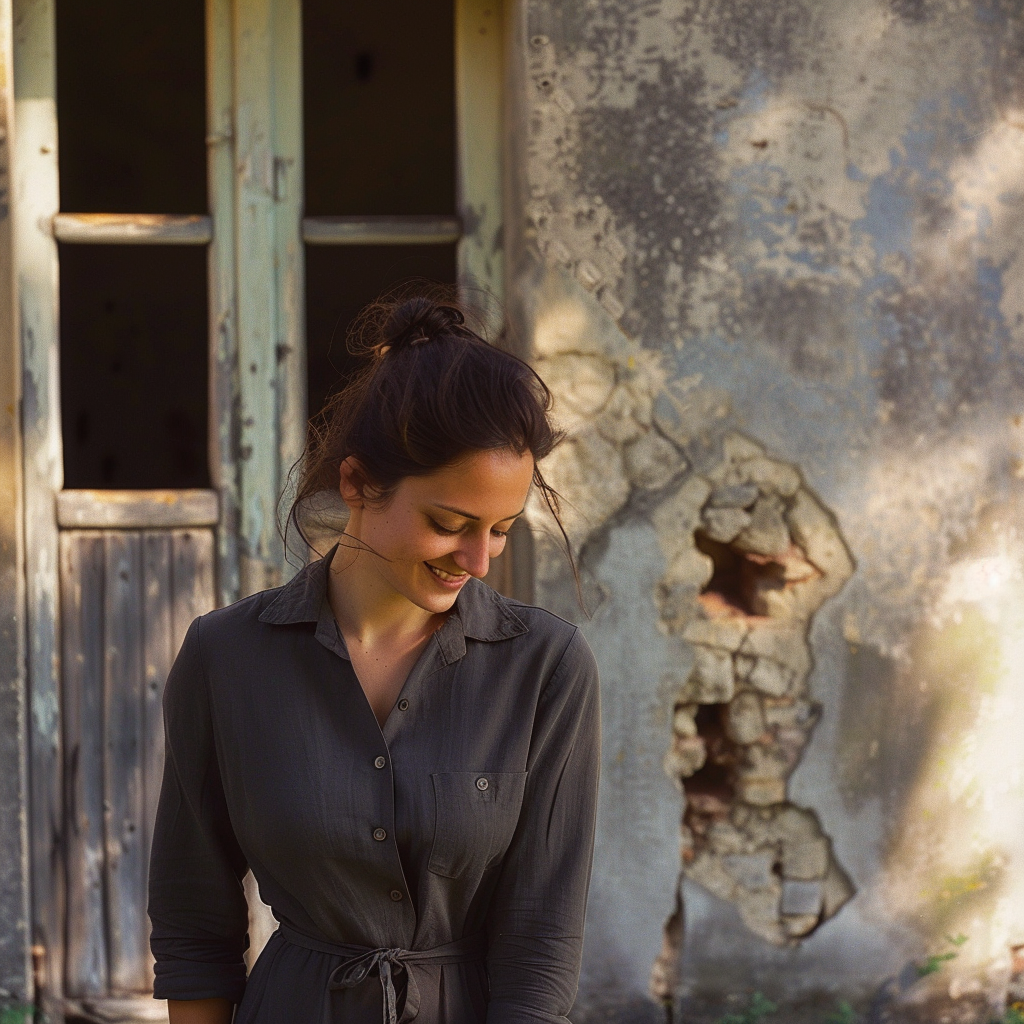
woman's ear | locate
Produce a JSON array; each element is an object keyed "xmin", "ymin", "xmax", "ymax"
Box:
[{"xmin": 338, "ymin": 456, "xmax": 368, "ymax": 510}]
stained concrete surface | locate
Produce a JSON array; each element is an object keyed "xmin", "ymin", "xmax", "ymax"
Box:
[{"xmin": 509, "ymin": 0, "xmax": 1024, "ymax": 1019}]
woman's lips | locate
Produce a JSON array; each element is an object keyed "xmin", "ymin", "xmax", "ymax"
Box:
[{"xmin": 426, "ymin": 563, "xmax": 469, "ymax": 589}]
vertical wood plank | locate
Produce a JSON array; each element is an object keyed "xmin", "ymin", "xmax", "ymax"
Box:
[
  {"xmin": 13, "ymin": 0, "xmax": 65, "ymax": 1012},
  {"xmin": 102, "ymin": 533, "xmax": 148, "ymax": 994},
  {"xmin": 170, "ymin": 530, "xmax": 215, "ymax": 653},
  {"xmin": 0, "ymin": 0, "xmax": 31, "ymax": 1006},
  {"xmin": 456, "ymin": 0, "xmax": 505, "ymax": 328},
  {"xmin": 207, "ymin": 0, "xmax": 240, "ymax": 609},
  {"xmin": 233, "ymin": 0, "xmax": 284, "ymax": 598},
  {"xmin": 140, "ymin": 533, "xmax": 173, "ymax": 990},
  {"xmin": 60, "ymin": 533, "xmax": 108, "ymax": 998}
]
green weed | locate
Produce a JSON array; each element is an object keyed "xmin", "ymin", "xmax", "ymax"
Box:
[
  {"xmin": 0, "ymin": 1006, "xmax": 35, "ymax": 1024},
  {"xmin": 991, "ymin": 1006, "xmax": 1024, "ymax": 1024},
  {"xmin": 917, "ymin": 933, "xmax": 969, "ymax": 977},
  {"xmin": 824, "ymin": 1000, "xmax": 857, "ymax": 1024},
  {"xmin": 715, "ymin": 992, "xmax": 777, "ymax": 1024}
]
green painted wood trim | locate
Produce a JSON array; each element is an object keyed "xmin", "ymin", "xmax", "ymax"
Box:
[
  {"xmin": 207, "ymin": 0, "xmax": 240, "ymax": 607},
  {"xmin": 271, "ymin": 0, "xmax": 305, "ymax": 578},
  {"xmin": 231, "ymin": 0, "xmax": 305, "ymax": 597},
  {"xmin": 456, "ymin": 0, "xmax": 505, "ymax": 333},
  {"xmin": 302, "ymin": 215, "xmax": 462, "ymax": 245},
  {"xmin": 233, "ymin": 0, "xmax": 282, "ymax": 596},
  {"xmin": 13, "ymin": 0, "xmax": 65, "ymax": 1015},
  {"xmin": 0, "ymin": 0, "xmax": 31, "ymax": 1008}
]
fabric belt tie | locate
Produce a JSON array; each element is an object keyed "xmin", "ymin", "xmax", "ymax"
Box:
[{"xmin": 279, "ymin": 924, "xmax": 485, "ymax": 1024}]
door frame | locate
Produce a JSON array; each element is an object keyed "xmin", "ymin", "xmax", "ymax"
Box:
[{"xmin": 12, "ymin": 0, "xmax": 508, "ymax": 1017}]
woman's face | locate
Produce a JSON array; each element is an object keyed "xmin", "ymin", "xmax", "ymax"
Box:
[{"xmin": 340, "ymin": 448, "xmax": 535, "ymax": 614}]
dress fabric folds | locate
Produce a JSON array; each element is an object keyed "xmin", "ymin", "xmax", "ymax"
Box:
[{"xmin": 147, "ymin": 546, "xmax": 601, "ymax": 1024}]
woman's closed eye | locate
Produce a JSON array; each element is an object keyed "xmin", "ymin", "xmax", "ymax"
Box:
[
  {"xmin": 428, "ymin": 517, "xmax": 463, "ymax": 536},
  {"xmin": 428, "ymin": 516, "xmax": 511, "ymax": 539}
]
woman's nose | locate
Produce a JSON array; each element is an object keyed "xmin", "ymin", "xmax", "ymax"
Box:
[{"xmin": 453, "ymin": 536, "xmax": 490, "ymax": 578}]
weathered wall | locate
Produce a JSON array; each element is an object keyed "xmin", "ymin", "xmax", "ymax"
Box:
[{"xmin": 508, "ymin": 0, "xmax": 1024, "ymax": 1020}]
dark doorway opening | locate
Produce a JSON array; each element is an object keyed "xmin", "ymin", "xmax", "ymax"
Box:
[
  {"xmin": 59, "ymin": 247, "xmax": 209, "ymax": 490},
  {"xmin": 302, "ymin": 0, "xmax": 456, "ymax": 217},
  {"xmin": 56, "ymin": 0, "xmax": 207, "ymax": 213},
  {"xmin": 56, "ymin": 0, "xmax": 209, "ymax": 491},
  {"xmin": 305, "ymin": 246, "xmax": 457, "ymax": 421}
]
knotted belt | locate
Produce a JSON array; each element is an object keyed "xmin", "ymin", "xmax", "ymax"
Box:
[{"xmin": 279, "ymin": 924, "xmax": 485, "ymax": 1024}]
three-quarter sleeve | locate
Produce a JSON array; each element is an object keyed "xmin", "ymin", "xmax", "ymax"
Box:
[
  {"xmin": 485, "ymin": 628, "xmax": 601, "ymax": 1024},
  {"xmin": 148, "ymin": 617, "xmax": 250, "ymax": 1003}
]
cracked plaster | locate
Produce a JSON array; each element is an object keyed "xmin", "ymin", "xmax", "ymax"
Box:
[{"xmin": 513, "ymin": 0, "xmax": 1024, "ymax": 1018}]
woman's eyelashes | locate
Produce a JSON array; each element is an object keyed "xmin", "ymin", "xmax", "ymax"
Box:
[
  {"xmin": 427, "ymin": 516, "xmax": 511, "ymax": 539},
  {"xmin": 428, "ymin": 517, "xmax": 462, "ymax": 536}
]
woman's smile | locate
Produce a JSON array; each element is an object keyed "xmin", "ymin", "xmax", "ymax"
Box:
[{"xmin": 425, "ymin": 562, "xmax": 470, "ymax": 588}]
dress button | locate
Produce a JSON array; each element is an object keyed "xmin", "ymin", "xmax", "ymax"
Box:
[
  {"xmin": 373, "ymin": 828, "xmax": 387, "ymax": 842},
  {"xmin": 476, "ymin": 777, "xmax": 489, "ymax": 791},
  {"xmin": 397, "ymin": 699, "xmax": 409, "ymax": 711},
  {"xmin": 390, "ymin": 889, "xmax": 403, "ymax": 902},
  {"xmin": 374, "ymin": 756, "xmax": 386, "ymax": 769}
]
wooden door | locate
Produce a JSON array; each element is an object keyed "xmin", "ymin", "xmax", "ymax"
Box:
[
  {"xmin": 57, "ymin": 497, "xmax": 215, "ymax": 1020},
  {"xmin": 13, "ymin": 0, "xmax": 505, "ymax": 1019}
]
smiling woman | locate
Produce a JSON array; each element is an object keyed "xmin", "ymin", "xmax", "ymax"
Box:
[{"xmin": 147, "ymin": 292, "xmax": 601, "ymax": 1024}]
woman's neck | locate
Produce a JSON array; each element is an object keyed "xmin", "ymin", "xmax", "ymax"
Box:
[{"xmin": 327, "ymin": 538, "xmax": 443, "ymax": 650}]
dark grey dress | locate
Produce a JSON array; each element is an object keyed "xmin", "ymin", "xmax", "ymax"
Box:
[{"xmin": 148, "ymin": 546, "xmax": 601, "ymax": 1024}]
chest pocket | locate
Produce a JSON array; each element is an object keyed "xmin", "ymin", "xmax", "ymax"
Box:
[{"xmin": 428, "ymin": 771, "xmax": 529, "ymax": 879}]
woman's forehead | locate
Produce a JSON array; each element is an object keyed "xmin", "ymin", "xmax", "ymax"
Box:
[{"xmin": 403, "ymin": 450, "xmax": 534, "ymax": 511}]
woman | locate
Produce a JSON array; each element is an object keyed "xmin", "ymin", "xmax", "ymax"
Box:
[{"xmin": 148, "ymin": 296, "xmax": 601, "ymax": 1024}]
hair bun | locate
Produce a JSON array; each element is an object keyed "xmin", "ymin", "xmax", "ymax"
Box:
[{"xmin": 380, "ymin": 297, "xmax": 469, "ymax": 355}]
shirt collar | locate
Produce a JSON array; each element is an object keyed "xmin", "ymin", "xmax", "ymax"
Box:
[{"xmin": 258, "ymin": 543, "xmax": 529, "ymax": 664}]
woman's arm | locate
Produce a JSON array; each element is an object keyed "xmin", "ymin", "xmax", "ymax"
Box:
[
  {"xmin": 168, "ymin": 999, "xmax": 233, "ymax": 1024},
  {"xmin": 148, "ymin": 618, "xmax": 250, "ymax": 1009},
  {"xmin": 485, "ymin": 628, "xmax": 602, "ymax": 1024}
]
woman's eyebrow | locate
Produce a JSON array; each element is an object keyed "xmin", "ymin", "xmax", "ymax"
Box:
[{"xmin": 431, "ymin": 503, "xmax": 526, "ymax": 522}]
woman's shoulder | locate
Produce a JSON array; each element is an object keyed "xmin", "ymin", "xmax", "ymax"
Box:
[
  {"xmin": 461, "ymin": 577, "xmax": 573, "ymax": 642},
  {"xmin": 189, "ymin": 562, "xmax": 324, "ymax": 652},
  {"xmin": 470, "ymin": 580, "xmax": 596, "ymax": 672}
]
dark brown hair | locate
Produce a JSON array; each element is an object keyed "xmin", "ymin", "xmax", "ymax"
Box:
[{"xmin": 288, "ymin": 289, "xmax": 574, "ymax": 577}]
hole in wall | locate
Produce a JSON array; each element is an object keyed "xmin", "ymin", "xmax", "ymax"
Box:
[
  {"xmin": 694, "ymin": 531, "xmax": 787, "ymax": 618},
  {"xmin": 652, "ymin": 440, "xmax": 856, "ymax": 994},
  {"xmin": 681, "ymin": 703, "xmax": 739, "ymax": 846}
]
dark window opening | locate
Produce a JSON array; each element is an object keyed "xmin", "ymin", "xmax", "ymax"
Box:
[
  {"xmin": 695, "ymin": 532, "xmax": 788, "ymax": 618},
  {"xmin": 60, "ymin": 246, "xmax": 209, "ymax": 490},
  {"xmin": 355, "ymin": 51, "xmax": 376, "ymax": 82},
  {"xmin": 56, "ymin": 0, "xmax": 207, "ymax": 213},
  {"xmin": 682, "ymin": 703, "xmax": 739, "ymax": 838},
  {"xmin": 302, "ymin": 0, "xmax": 456, "ymax": 216},
  {"xmin": 305, "ymin": 245, "xmax": 457, "ymax": 422}
]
